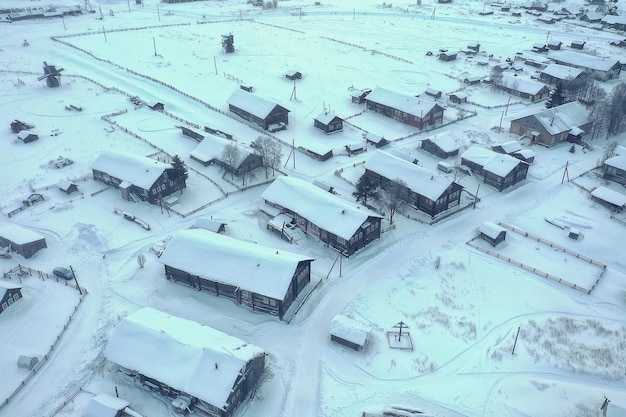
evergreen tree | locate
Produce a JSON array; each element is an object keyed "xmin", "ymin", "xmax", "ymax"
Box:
[
  {"xmin": 169, "ymin": 155, "xmax": 188, "ymax": 183},
  {"xmin": 353, "ymin": 173, "xmax": 378, "ymax": 206},
  {"xmin": 545, "ymin": 83, "xmax": 565, "ymax": 109}
]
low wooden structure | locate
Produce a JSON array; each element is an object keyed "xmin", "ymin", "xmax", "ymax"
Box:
[
  {"xmin": 461, "ymin": 146, "xmax": 529, "ymax": 191},
  {"xmin": 420, "ymin": 131, "xmax": 460, "ymax": 159},
  {"xmin": 314, "ymin": 111, "xmax": 343, "ymax": 134},
  {"xmin": 591, "ymin": 186, "xmax": 626, "ymax": 211},
  {"xmin": 56, "ymin": 179, "xmax": 78, "ymax": 194},
  {"xmin": 479, "ymin": 222, "xmax": 507, "ymax": 246},
  {"xmin": 363, "ymin": 132, "xmax": 389, "ymax": 148},
  {"xmin": 603, "ymin": 154, "xmax": 626, "ymax": 186},
  {"xmin": 17, "ymin": 131, "xmax": 38, "ymax": 143},
  {"xmin": 160, "ymin": 229, "xmax": 313, "ymax": 319},
  {"xmin": 0, "ymin": 224, "xmax": 47, "ymax": 258},
  {"xmin": 365, "ymin": 87, "xmax": 444, "ymax": 130},
  {"xmin": 329, "ymin": 315, "xmax": 371, "ymax": 351},
  {"xmin": 0, "ymin": 281, "xmax": 22, "ymax": 314},
  {"xmin": 227, "ymin": 90, "xmax": 290, "ymax": 131}
]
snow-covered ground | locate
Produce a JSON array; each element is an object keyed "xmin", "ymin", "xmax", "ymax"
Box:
[{"xmin": 1, "ymin": 1, "xmax": 626, "ymax": 417}]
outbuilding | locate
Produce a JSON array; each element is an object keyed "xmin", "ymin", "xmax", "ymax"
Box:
[
  {"xmin": 56, "ymin": 179, "xmax": 78, "ymax": 195},
  {"xmin": 420, "ymin": 131, "xmax": 461, "ymax": 159},
  {"xmin": 591, "ymin": 186, "xmax": 626, "ymax": 211},
  {"xmin": 363, "ymin": 132, "xmax": 389, "ymax": 148},
  {"xmin": 0, "ymin": 281, "xmax": 22, "ymax": 314},
  {"xmin": 0, "ymin": 224, "xmax": 47, "ymax": 259},
  {"xmin": 329, "ymin": 314, "xmax": 371, "ymax": 351},
  {"xmin": 479, "ymin": 222, "xmax": 507, "ymax": 246},
  {"xmin": 603, "ymin": 153, "xmax": 626, "ymax": 186},
  {"xmin": 314, "ymin": 111, "xmax": 343, "ymax": 134},
  {"xmin": 227, "ymin": 90, "xmax": 290, "ymax": 131},
  {"xmin": 17, "ymin": 131, "xmax": 38, "ymax": 143}
]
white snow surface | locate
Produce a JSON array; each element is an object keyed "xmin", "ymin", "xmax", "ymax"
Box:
[{"xmin": 1, "ymin": 1, "xmax": 626, "ymax": 417}]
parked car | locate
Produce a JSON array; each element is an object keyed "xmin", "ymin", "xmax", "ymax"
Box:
[{"xmin": 53, "ymin": 267, "xmax": 74, "ymax": 281}]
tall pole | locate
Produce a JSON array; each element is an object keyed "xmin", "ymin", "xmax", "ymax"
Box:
[
  {"xmin": 127, "ymin": 0, "xmax": 130, "ymax": 12},
  {"xmin": 102, "ymin": 25, "xmax": 107, "ymax": 42},
  {"xmin": 214, "ymin": 56, "xmax": 218, "ymax": 75},
  {"xmin": 511, "ymin": 326, "xmax": 521, "ymax": 354},
  {"xmin": 69, "ymin": 265, "xmax": 82, "ymax": 295},
  {"xmin": 62, "ymin": 16, "xmax": 66, "ymax": 30},
  {"xmin": 157, "ymin": 4, "xmax": 160, "ymax": 21},
  {"xmin": 153, "ymin": 36, "xmax": 157, "ymax": 56},
  {"xmin": 292, "ymin": 138, "xmax": 296, "ymax": 169}
]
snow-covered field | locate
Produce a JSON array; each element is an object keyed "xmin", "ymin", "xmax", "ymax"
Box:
[{"xmin": 1, "ymin": 1, "xmax": 626, "ymax": 417}]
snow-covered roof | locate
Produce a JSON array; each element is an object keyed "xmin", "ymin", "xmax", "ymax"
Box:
[
  {"xmin": 158, "ymin": 229, "xmax": 312, "ymax": 299},
  {"xmin": 461, "ymin": 146, "xmax": 522, "ymax": 176},
  {"xmin": 365, "ymin": 151, "xmax": 457, "ymax": 201},
  {"xmin": 189, "ymin": 134, "xmax": 252, "ymax": 165},
  {"xmin": 602, "ymin": 14, "xmax": 626, "ymax": 25},
  {"xmin": 512, "ymin": 101, "xmax": 590, "ymax": 136},
  {"xmin": 191, "ymin": 218, "xmax": 226, "ymax": 233},
  {"xmin": 0, "ymin": 224, "xmax": 45, "ymax": 245},
  {"xmin": 549, "ymin": 50, "xmax": 619, "ymax": 72},
  {"xmin": 90, "ymin": 151, "xmax": 170, "ymax": 190},
  {"xmin": 105, "ymin": 308, "xmax": 265, "ymax": 411},
  {"xmin": 604, "ymin": 153, "xmax": 626, "ymax": 170},
  {"xmin": 82, "ymin": 393, "xmax": 129, "ymax": 417},
  {"xmin": 329, "ymin": 314, "xmax": 370, "ymax": 347},
  {"xmin": 314, "ymin": 111, "xmax": 341, "ymax": 125},
  {"xmin": 261, "ymin": 176, "xmax": 382, "ymax": 240},
  {"xmin": 364, "ymin": 132, "xmax": 385, "ymax": 144},
  {"xmin": 365, "ymin": 87, "xmax": 441, "ymax": 118},
  {"xmin": 17, "ymin": 130, "xmax": 37, "ymax": 139},
  {"xmin": 540, "ymin": 63, "xmax": 585, "ymax": 80},
  {"xmin": 591, "ymin": 186, "xmax": 626, "ymax": 207},
  {"xmin": 498, "ymin": 74, "xmax": 549, "ymax": 95},
  {"xmin": 56, "ymin": 178, "xmax": 76, "ymax": 191},
  {"xmin": 227, "ymin": 89, "xmax": 288, "ymax": 119},
  {"xmin": 0, "ymin": 281, "xmax": 21, "ymax": 291},
  {"xmin": 493, "ymin": 140, "xmax": 521, "ymax": 154},
  {"xmin": 479, "ymin": 222, "xmax": 506, "ymax": 239},
  {"xmin": 421, "ymin": 131, "xmax": 461, "ymax": 153},
  {"xmin": 513, "ymin": 149, "xmax": 536, "ymax": 159}
]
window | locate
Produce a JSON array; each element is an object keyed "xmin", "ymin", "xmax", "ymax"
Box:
[{"xmin": 12, "ymin": 293, "xmax": 19, "ymax": 302}]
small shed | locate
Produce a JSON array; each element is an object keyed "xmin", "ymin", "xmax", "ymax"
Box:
[
  {"xmin": 464, "ymin": 75, "xmax": 482, "ymax": 84},
  {"xmin": 329, "ymin": 314, "xmax": 371, "ymax": 351},
  {"xmin": 568, "ymin": 228, "xmax": 580, "ymax": 240},
  {"xmin": 363, "ymin": 132, "xmax": 389, "ymax": 148},
  {"xmin": 285, "ymin": 70, "xmax": 302, "ymax": 80},
  {"xmin": 17, "ymin": 131, "xmax": 38, "ymax": 143},
  {"xmin": 547, "ymin": 40, "xmax": 562, "ymax": 50},
  {"xmin": 479, "ymin": 222, "xmax": 507, "ymax": 246},
  {"xmin": 314, "ymin": 111, "xmax": 343, "ymax": 134},
  {"xmin": 467, "ymin": 42, "xmax": 480, "ymax": 52},
  {"xmin": 424, "ymin": 87, "xmax": 442, "ymax": 99},
  {"xmin": 82, "ymin": 393, "xmax": 131, "ymax": 417},
  {"xmin": 0, "ymin": 224, "xmax": 47, "ymax": 259},
  {"xmin": 11, "ymin": 120, "xmax": 33, "ymax": 133},
  {"xmin": 345, "ymin": 142, "xmax": 366, "ymax": 155},
  {"xmin": 532, "ymin": 43, "xmax": 548, "ymax": 53},
  {"xmin": 191, "ymin": 218, "xmax": 227, "ymax": 233},
  {"xmin": 351, "ymin": 88, "xmax": 372, "ymax": 104},
  {"xmin": 449, "ymin": 92, "xmax": 467, "ymax": 104},
  {"xmin": 17, "ymin": 355, "xmax": 39, "ymax": 370},
  {"xmin": 491, "ymin": 140, "xmax": 521, "ymax": 155},
  {"xmin": 301, "ymin": 142, "xmax": 333, "ymax": 161},
  {"xmin": 148, "ymin": 102, "xmax": 164, "ymax": 111},
  {"xmin": 56, "ymin": 179, "xmax": 78, "ymax": 194},
  {"xmin": 0, "ymin": 281, "xmax": 22, "ymax": 314},
  {"xmin": 439, "ymin": 51, "xmax": 457, "ymax": 61},
  {"xmin": 591, "ymin": 186, "xmax": 626, "ymax": 211},
  {"xmin": 512, "ymin": 149, "xmax": 535, "ymax": 164},
  {"xmin": 570, "ymin": 40, "xmax": 585, "ymax": 50}
]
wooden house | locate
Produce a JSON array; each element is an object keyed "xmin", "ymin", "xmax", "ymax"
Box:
[
  {"xmin": 439, "ymin": 51, "xmax": 457, "ymax": 61},
  {"xmin": 56, "ymin": 179, "xmax": 78, "ymax": 194},
  {"xmin": 17, "ymin": 131, "xmax": 38, "ymax": 143},
  {"xmin": 160, "ymin": 229, "xmax": 312, "ymax": 319},
  {"xmin": 491, "ymin": 140, "xmax": 521, "ymax": 155},
  {"xmin": 363, "ymin": 132, "xmax": 389, "ymax": 148},
  {"xmin": 420, "ymin": 131, "xmax": 461, "ymax": 159},
  {"xmin": 602, "ymin": 15, "xmax": 626, "ymax": 31},
  {"xmin": 461, "ymin": 146, "xmax": 529, "ymax": 191},
  {"xmin": 424, "ymin": 87, "xmax": 442, "ymax": 99},
  {"xmin": 449, "ymin": 92, "xmax": 467, "ymax": 104},
  {"xmin": 285, "ymin": 70, "xmax": 302, "ymax": 80},
  {"xmin": 532, "ymin": 43, "xmax": 549, "ymax": 53},
  {"xmin": 90, "ymin": 151, "xmax": 186, "ymax": 204},
  {"xmin": 539, "ymin": 64, "xmax": 588, "ymax": 89},
  {"xmin": 314, "ymin": 111, "xmax": 343, "ymax": 134},
  {"xmin": 10, "ymin": 120, "xmax": 33, "ymax": 133},
  {"xmin": 329, "ymin": 314, "xmax": 371, "ymax": 351},
  {"xmin": 0, "ymin": 281, "xmax": 22, "ymax": 314},
  {"xmin": 364, "ymin": 151, "xmax": 463, "ymax": 218},
  {"xmin": 603, "ymin": 153, "xmax": 626, "ymax": 185},
  {"xmin": 105, "ymin": 308, "xmax": 266, "ymax": 417},
  {"xmin": 509, "ymin": 101, "xmax": 592, "ymax": 147},
  {"xmin": 580, "ymin": 12, "xmax": 604, "ymax": 23},
  {"xmin": 300, "ymin": 142, "xmax": 333, "ymax": 161},
  {"xmin": 479, "ymin": 222, "xmax": 507, "ymax": 246},
  {"xmin": 149, "ymin": 102, "xmax": 164, "ymax": 111},
  {"xmin": 227, "ymin": 90, "xmax": 290, "ymax": 131},
  {"xmin": 496, "ymin": 75, "xmax": 551, "ymax": 102},
  {"xmin": 365, "ymin": 87, "xmax": 445, "ymax": 130},
  {"xmin": 591, "ymin": 186, "xmax": 626, "ymax": 211},
  {"xmin": 261, "ymin": 176, "xmax": 383, "ymax": 256},
  {"xmin": 467, "ymin": 42, "xmax": 480, "ymax": 53},
  {"xmin": 189, "ymin": 134, "xmax": 263, "ymax": 176},
  {"xmin": 0, "ymin": 224, "xmax": 47, "ymax": 259},
  {"xmin": 570, "ymin": 40, "xmax": 585, "ymax": 50},
  {"xmin": 547, "ymin": 40, "xmax": 562, "ymax": 50},
  {"xmin": 464, "ymin": 75, "xmax": 482, "ymax": 85},
  {"xmin": 549, "ymin": 50, "xmax": 621, "ymax": 81}
]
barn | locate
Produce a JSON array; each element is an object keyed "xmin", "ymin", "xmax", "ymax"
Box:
[
  {"xmin": 227, "ymin": 90, "xmax": 290, "ymax": 131},
  {"xmin": 189, "ymin": 134, "xmax": 263, "ymax": 176},
  {"xmin": 0, "ymin": 224, "xmax": 47, "ymax": 259},
  {"xmin": 420, "ymin": 131, "xmax": 461, "ymax": 159},
  {"xmin": 439, "ymin": 51, "xmax": 457, "ymax": 61},
  {"xmin": 90, "ymin": 151, "xmax": 186, "ymax": 204},
  {"xmin": 496, "ymin": 75, "xmax": 550, "ymax": 102},
  {"xmin": 363, "ymin": 132, "xmax": 389, "ymax": 148},
  {"xmin": 509, "ymin": 101, "xmax": 592, "ymax": 147},
  {"xmin": 105, "ymin": 308, "xmax": 266, "ymax": 417},
  {"xmin": 461, "ymin": 146, "xmax": 529, "ymax": 191},
  {"xmin": 539, "ymin": 64, "xmax": 588, "ymax": 89},
  {"xmin": 314, "ymin": 111, "xmax": 343, "ymax": 134},
  {"xmin": 364, "ymin": 150, "xmax": 463, "ymax": 218},
  {"xmin": 448, "ymin": 92, "xmax": 467, "ymax": 104},
  {"xmin": 159, "ymin": 229, "xmax": 313, "ymax": 320},
  {"xmin": 329, "ymin": 314, "xmax": 371, "ymax": 351},
  {"xmin": 365, "ymin": 87, "xmax": 444, "ymax": 130},
  {"xmin": 0, "ymin": 281, "xmax": 22, "ymax": 314},
  {"xmin": 603, "ymin": 153, "xmax": 626, "ymax": 185},
  {"xmin": 261, "ymin": 176, "xmax": 383, "ymax": 256},
  {"xmin": 479, "ymin": 222, "xmax": 507, "ymax": 246},
  {"xmin": 17, "ymin": 131, "xmax": 38, "ymax": 143}
]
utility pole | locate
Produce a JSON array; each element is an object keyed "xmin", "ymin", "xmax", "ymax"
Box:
[
  {"xmin": 561, "ymin": 160, "xmax": 570, "ymax": 184},
  {"xmin": 69, "ymin": 265, "xmax": 82, "ymax": 295},
  {"xmin": 214, "ymin": 56, "xmax": 218, "ymax": 75},
  {"xmin": 157, "ymin": 4, "xmax": 160, "ymax": 21},
  {"xmin": 127, "ymin": 0, "xmax": 130, "ymax": 12},
  {"xmin": 102, "ymin": 25, "xmax": 107, "ymax": 42},
  {"xmin": 511, "ymin": 326, "xmax": 521, "ymax": 354},
  {"xmin": 153, "ymin": 36, "xmax": 157, "ymax": 56}
]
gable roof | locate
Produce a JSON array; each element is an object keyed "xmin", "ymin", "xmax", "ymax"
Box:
[
  {"xmin": 227, "ymin": 90, "xmax": 289, "ymax": 119},
  {"xmin": 189, "ymin": 134, "xmax": 253, "ymax": 165},
  {"xmin": 261, "ymin": 176, "xmax": 382, "ymax": 240},
  {"xmin": 541, "ymin": 63, "xmax": 585, "ymax": 80},
  {"xmin": 479, "ymin": 221, "xmax": 506, "ymax": 239},
  {"xmin": 314, "ymin": 111, "xmax": 342, "ymax": 125},
  {"xmin": 493, "ymin": 140, "xmax": 522, "ymax": 154},
  {"xmin": 591, "ymin": 186, "xmax": 626, "ymax": 207},
  {"xmin": 498, "ymin": 74, "xmax": 550, "ymax": 95},
  {"xmin": 604, "ymin": 153, "xmax": 626, "ymax": 171},
  {"xmin": 365, "ymin": 87, "xmax": 442, "ymax": 118},
  {"xmin": 549, "ymin": 50, "xmax": 619, "ymax": 72},
  {"xmin": 0, "ymin": 224, "xmax": 45, "ymax": 245},
  {"xmin": 90, "ymin": 151, "xmax": 170, "ymax": 190},
  {"xmin": 159, "ymin": 229, "xmax": 312, "ymax": 299},
  {"xmin": 365, "ymin": 150, "xmax": 458, "ymax": 201},
  {"xmin": 421, "ymin": 131, "xmax": 462, "ymax": 153},
  {"xmin": 105, "ymin": 308, "xmax": 264, "ymax": 411},
  {"xmin": 512, "ymin": 101, "xmax": 590, "ymax": 136},
  {"xmin": 461, "ymin": 146, "xmax": 524, "ymax": 176}
]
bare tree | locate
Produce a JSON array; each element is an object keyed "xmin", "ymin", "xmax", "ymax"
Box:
[
  {"xmin": 376, "ymin": 179, "xmax": 409, "ymax": 225},
  {"xmin": 252, "ymin": 136, "xmax": 283, "ymax": 179},
  {"xmin": 588, "ymin": 99, "xmax": 610, "ymax": 140},
  {"xmin": 221, "ymin": 143, "xmax": 241, "ymax": 180},
  {"xmin": 605, "ymin": 83, "xmax": 626, "ymax": 139},
  {"xmin": 567, "ymin": 78, "xmax": 606, "ymax": 106},
  {"xmin": 490, "ymin": 66, "xmax": 503, "ymax": 92}
]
